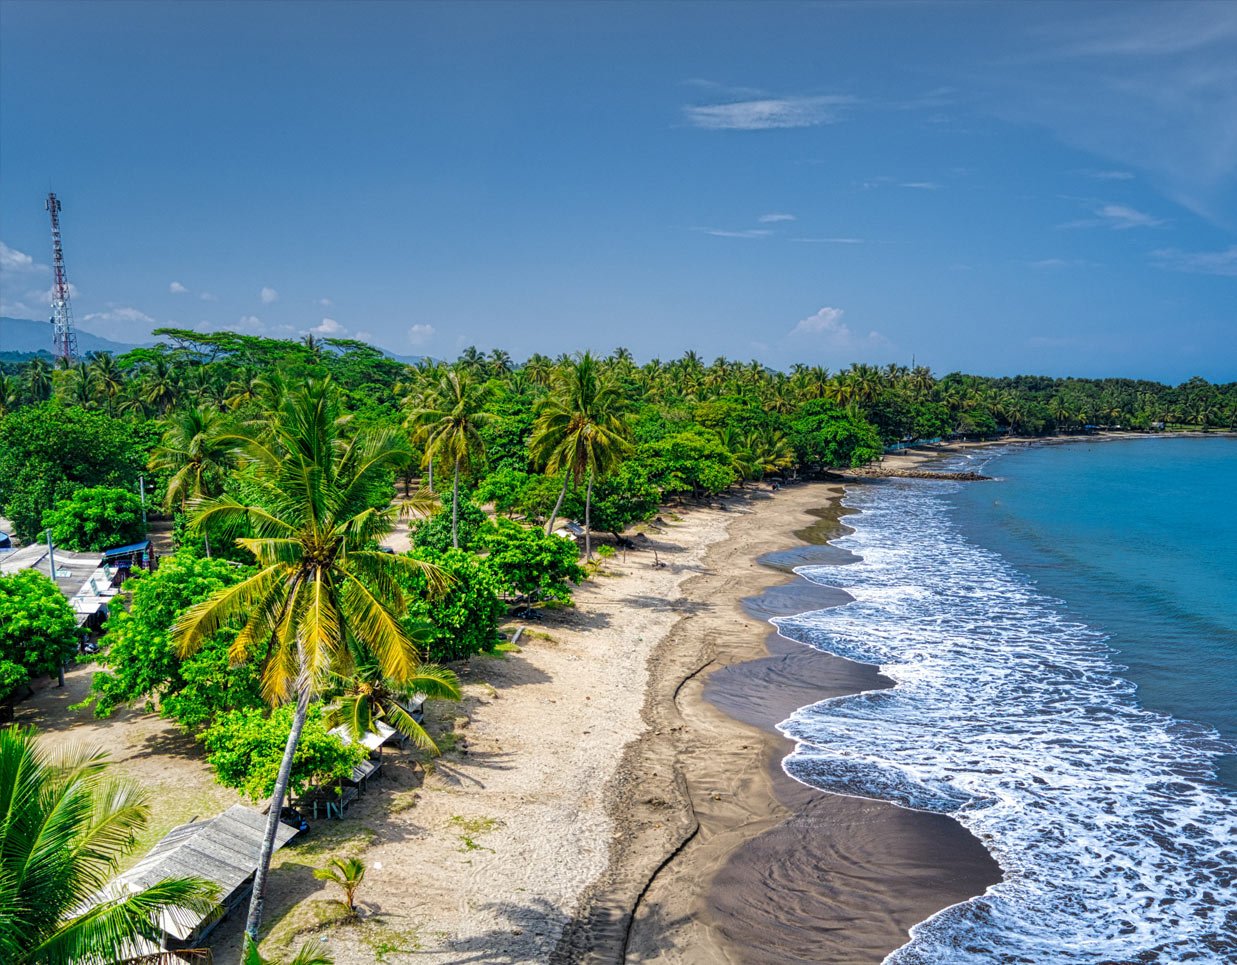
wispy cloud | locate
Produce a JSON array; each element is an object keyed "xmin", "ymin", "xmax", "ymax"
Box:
[
  {"xmin": 169, "ymin": 281, "xmax": 188, "ymax": 294},
  {"xmin": 1060, "ymin": 202, "xmax": 1166, "ymax": 230},
  {"xmin": 758, "ymin": 212, "xmax": 796, "ymax": 223},
  {"xmin": 319, "ymin": 297, "xmax": 333, "ymax": 308},
  {"xmin": 0, "ymin": 241, "xmax": 44, "ymax": 274},
  {"xmin": 82, "ymin": 305, "xmax": 155, "ymax": 324},
  {"xmin": 694, "ymin": 227, "xmax": 773, "ymax": 239},
  {"xmin": 685, "ymin": 95, "xmax": 855, "ymax": 130},
  {"xmin": 789, "ymin": 306, "xmax": 891, "ymax": 349},
  {"xmin": 408, "ymin": 323, "xmax": 436, "ymax": 346},
  {"xmin": 1080, "ymin": 169, "xmax": 1135, "ymax": 181},
  {"xmin": 259, "ymin": 286, "xmax": 279, "ymax": 304},
  {"xmin": 1151, "ymin": 245, "xmax": 1237, "ymax": 277},
  {"xmin": 237, "ymin": 314, "xmax": 265, "ymax": 332},
  {"xmin": 199, "ymin": 291, "xmax": 217, "ymax": 302},
  {"xmin": 859, "ymin": 176, "xmax": 942, "ymax": 191},
  {"xmin": 899, "ymin": 181, "xmax": 941, "ymax": 190},
  {"xmin": 1028, "ymin": 258, "xmax": 1090, "ymax": 269}
]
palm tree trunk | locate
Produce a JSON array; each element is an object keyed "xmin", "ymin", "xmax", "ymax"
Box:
[
  {"xmin": 451, "ymin": 459, "xmax": 460, "ymax": 549},
  {"xmin": 545, "ymin": 471, "xmax": 570, "ymax": 535},
  {"xmin": 584, "ymin": 468, "xmax": 593, "ymax": 560},
  {"xmin": 245, "ymin": 679, "xmax": 311, "ymax": 942},
  {"xmin": 427, "ymin": 457, "xmax": 434, "ymax": 494}
]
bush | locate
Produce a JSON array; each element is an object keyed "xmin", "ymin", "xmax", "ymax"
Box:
[
  {"xmin": 412, "ymin": 497, "xmax": 489, "ymax": 553},
  {"xmin": 788, "ymin": 400, "xmax": 883, "ymax": 468},
  {"xmin": 562, "ymin": 462, "xmax": 660, "ymax": 535},
  {"xmin": 42, "ymin": 486, "xmax": 145, "ymax": 551},
  {"xmin": 200, "ymin": 703, "xmax": 366, "ymax": 801},
  {"xmin": 87, "ymin": 551, "xmax": 265, "ymax": 727},
  {"xmin": 0, "ymin": 403, "xmax": 152, "ymax": 541},
  {"xmin": 0, "ymin": 570, "xmax": 77, "ymax": 690},
  {"xmin": 479, "ymin": 518, "xmax": 585, "ymax": 606},
  {"xmin": 398, "ymin": 547, "xmax": 505, "ymax": 662},
  {"xmin": 638, "ymin": 428, "xmax": 737, "ymax": 497}
]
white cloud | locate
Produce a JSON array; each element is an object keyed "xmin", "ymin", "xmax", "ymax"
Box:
[
  {"xmin": 319, "ymin": 297, "xmax": 333, "ymax": 308},
  {"xmin": 169, "ymin": 281, "xmax": 189, "ymax": 294},
  {"xmin": 407, "ymin": 323, "xmax": 436, "ymax": 346},
  {"xmin": 354, "ymin": 330, "xmax": 374, "ymax": 342},
  {"xmin": 309, "ymin": 317, "xmax": 343, "ymax": 336},
  {"xmin": 1028, "ymin": 258, "xmax": 1091, "ymax": 269},
  {"xmin": 0, "ymin": 300, "xmax": 33, "ymax": 316},
  {"xmin": 789, "ymin": 306, "xmax": 891, "ymax": 349},
  {"xmin": 199, "ymin": 291, "xmax": 217, "ymax": 301},
  {"xmin": 82, "ymin": 305, "xmax": 155, "ymax": 324},
  {"xmin": 0, "ymin": 241, "xmax": 44, "ymax": 273},
  {"xmin": 26, "ymin": 283, "xmax": 81, "ymax": 303},
  {"xmin": 259, "ymin": 286, "xmax": 279, "ymax": 304},
  {"xmin": 237, "ymin": 314, "xmax": 265, "ymax": 332},
  {"xmin": 1060, "ymin": 202, "xmax": 1166, "ymax": 230},
  {"xmin": 1151, "ymin": 245, "xmax": 1237, "ymax": 277},
  {"xmin": 758, "ymin": 212, "xmax": 796, "ymax": 223},
  {"xmin": 1083, "ymin": 169, "xmax": 1136, "ymax": 181},
  {"xmin": 899, "ymin": 181, "xmax": 941, "ymax": 190},
  {"xmin": 684, "ymin": 95, "xmax": 855, "ymax": 130},
  {"xmin": 695, "ymin": 227, "xmax": 773, "ymax": 239}
]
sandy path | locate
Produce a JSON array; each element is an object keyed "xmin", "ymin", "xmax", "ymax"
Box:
[{"xmin": 207, "ymin": 503, "xmax": 738, "ymax": 963}]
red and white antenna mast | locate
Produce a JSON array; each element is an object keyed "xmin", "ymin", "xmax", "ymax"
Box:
[{"xmin": 46, "ymin": 192, "xmax": 79, "ymax": 365}]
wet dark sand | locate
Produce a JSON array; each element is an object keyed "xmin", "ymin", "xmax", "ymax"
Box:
[
  {"xmin": 552, "ymin": 483, "xmax": 1000, "ymax": 965},
  {"xmin": 702, "ymin": 530, "xmax": 1001, "ymax": 964}
]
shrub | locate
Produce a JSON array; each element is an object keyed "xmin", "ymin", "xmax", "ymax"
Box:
[
  {"xmin": 412, "ymin": 498, "xmax": 488, "ymax": 553},
  {"xmin": 200, "ymin": 703, "xmax": 366, "ymax": 801},
  {"xmin": 0, "ymin": 569, "xmax": 77, "ymax": 690},
  {"xmin": 87, "ymin": 551, "xmax": 265, "ymax": 727},
  {"xmin": 397, "ymin": 547, "xmax": 504, "ymax": 662},
  {"xmin": 479, "ymin": 518, "xmax": 585, "ymax": 606},
  {"xmin": 42, "ymin": 485, "xmax": 145, "ymax": 551}
]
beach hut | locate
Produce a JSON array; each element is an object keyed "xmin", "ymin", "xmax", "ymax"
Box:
[{"xmin": 95, "ymin": 805, "xmax": 298, "ymax": 954}]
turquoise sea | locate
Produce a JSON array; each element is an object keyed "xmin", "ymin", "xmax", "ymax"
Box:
[{"xmin": 773, "ymin": 436, "xmax": 1237, "ymax": 962}]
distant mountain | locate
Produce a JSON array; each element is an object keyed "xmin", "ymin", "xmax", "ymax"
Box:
[{"xmin": 0, "ymin": 317, "xmax": 139, "ymax": 356}]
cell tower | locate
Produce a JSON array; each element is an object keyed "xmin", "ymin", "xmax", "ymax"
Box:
[{"xmin": 46, "ymin": 192, "xmax": 78, "ymax": 364}]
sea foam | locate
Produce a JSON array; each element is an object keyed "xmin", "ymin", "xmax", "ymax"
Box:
[{"xmin": 775, "ymin": 478, "xmax": 1237, "ymax": 963}]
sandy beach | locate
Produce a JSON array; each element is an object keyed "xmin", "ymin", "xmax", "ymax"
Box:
[{"xmin": 14, "ymin": 449, "xmax": 1000, "ymax": 963}]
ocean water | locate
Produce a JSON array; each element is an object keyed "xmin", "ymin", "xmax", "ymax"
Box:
[{"xmin": 773, "ymin": 437, "xmax": 1237, "ymax": 963}]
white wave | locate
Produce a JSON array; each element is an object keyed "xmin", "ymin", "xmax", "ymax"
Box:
[{"xmin": 774, "ymin": 481, "xmax": 1237, "ymax": 963}]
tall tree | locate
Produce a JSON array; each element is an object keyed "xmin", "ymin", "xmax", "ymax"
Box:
[
  {"xmin": 0, "ymin": 725, "xmax": 217, "ymax": 964},
  {"xmin": 405, "ymin": 370, "xmax": 492, "ymax": 548},
  {"xmin": 172, "ymin": 379, "xmax": 444, "ymax": 944},
  {"xmin": 530, "ymin": 352, "xmax": 633, "ymax": 557}
]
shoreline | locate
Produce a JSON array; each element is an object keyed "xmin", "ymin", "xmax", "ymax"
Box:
[{"xmin": 555, "ymin": 473, "xmax": 1001, "ymax": 963}]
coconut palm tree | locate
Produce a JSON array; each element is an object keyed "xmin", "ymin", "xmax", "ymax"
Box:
[
  {"xmin": 172, "ymin": 378, "xmax": 445, "ymax": 944},
  {"xmin": 0, "ymin": 373, "xmax": 17, "ymax": 416},
  {"xmin": 88, "ymin": 353, "xmax": 124, "ymax": 414},
  {"xmin": 324, "ymin": 635, "xmax": 461, "ymax": 755},
  {"xmin": 404, "ymin": 370, "xmax": 492, "ymax": 548},
  {"xmin": 313, "ymin": 858, "xmax": 366, "ymax": 914},
  {"xmin": 140, "ymin": 356, "xmax": 181, "ymax": 414},
  {"xmin": 150, "ymin": 407, "xmax": 235, "ymax": 511},
  {"xmin": 0, "ymin": 725, "xmax": 217, "ymax": 964},
  {"xmin": 242, "ymin": 938, "xmax": 334, "ymax": 965},
  {"xmin": 530, "ymin": 352, "xmax": 633, "ymax": 558},
  {"xmin": 24, "ymin": 356, "xmax": 53, "ymax": 403}
]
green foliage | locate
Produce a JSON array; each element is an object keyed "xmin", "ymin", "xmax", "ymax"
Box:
[
  {"xmin": 0, "ymin": 569, "xmax": 78, "ymax": 686},
  {"xmin": 200, "ymin": 703, "xmax": 366, "ymax": 801},
  {"xmin": 412, "ymin": 498, "xmax": 488, "ymax": 553},
  {"xmin": 479, "ymin": 518, "xmax": 585, "ymax": 606},
  {"xmin": 0, "ymin": 726, "xmax": 219, "ymax": 964},
  {"xmin": 313, "ymin": 856, "xmax": 367, "ymax": 912},
  {"xmin": 0, "ymin": 659, "xmax": 30, "ymax": 703},
  {"xmin": 563, "ymin": 462, "xmax": 660, "ymax": 534},
  {"xmin": 638, "ymin": 428, "xmax": 737, "ymax": 497},
  {"xmin": 41, "ymin": 485, "xmax": 146, "ymax": 551},
  {"xmin": 87, "ymin": 551, "xmax": 264, "ymax": 727},
  {"xmin": 788, "ymin": 400, "xmax": 884, "ymax": 468},
  {"xmin": 397, "ymin": 548, "xmax": 504, "ymax": 662},
  {"xmin": 0, "ymin": 403, "xmax": 152, "ymax": 541}
]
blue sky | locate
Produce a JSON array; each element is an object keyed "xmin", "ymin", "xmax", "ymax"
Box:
[{"xmin": 1, "ymin": 0, "xmax": 1234, "ymax": 380}]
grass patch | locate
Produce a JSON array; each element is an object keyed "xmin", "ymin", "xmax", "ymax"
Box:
[
  {"xmin": 362, "ymin": 919, "xmax": 427, "ymax": 962},
  {"xmin": 449, "ymin": 814, "xmax": 500, "ymax": 853},
  {"xmin": 262, "ymin": 898, "xmax": 353, "ymax": 954},
  {"xmin": 282, "ymin": 823, "xmax": 378, "ymax": 861},
  {"xmin": 494, "ymin": 641, "xmax": 522, "ymax": 653},
  {"xmin": 385, "ymin": 789, "xmax": 420, "ymax": 814}
]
